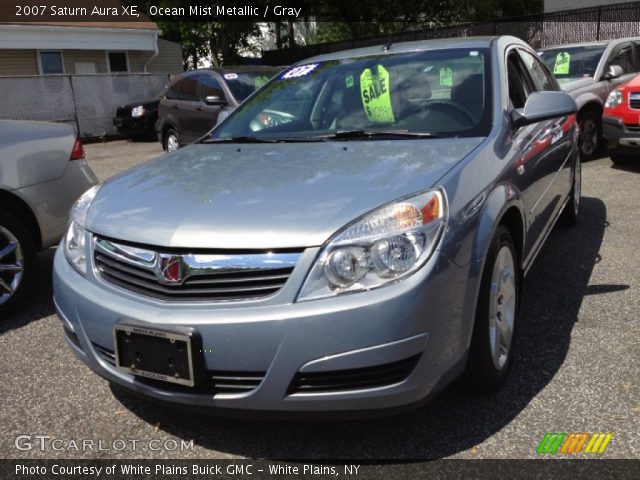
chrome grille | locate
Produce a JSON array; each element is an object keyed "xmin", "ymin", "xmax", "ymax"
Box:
[
  {"xmin": 93, "ymin": 237, "xmax": 301, "ymax": 302},
  {"xmin": 629, "ymin": 92, "xmax": 640, "ymax": 110}
]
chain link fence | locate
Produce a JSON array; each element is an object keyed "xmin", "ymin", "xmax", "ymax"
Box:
[
  {"xmin": 262, "ymin": 2, "xmax": 640, "ymax": 65},
  {"xmin": 0, "ymin": 73, "xmax": 169, "ymax": 137}
]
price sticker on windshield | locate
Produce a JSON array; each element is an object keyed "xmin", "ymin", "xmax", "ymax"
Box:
[
  {"xmin": 254, "ymin": 75, "xmax": 270, "ymax": 88},
  {"xmin": 439, "ymin": 67, "xmax": 453, "ymax": 86},
  {"xmin": 281, "ymin": 63, "xmax": 319, "ymax": 79},
  {"xmin": 360, "ymin": 65, "xmax": 395, "ymax": 123},
  {"xmin": 554, "ymin": 52, "xmax": 571, "ymax": 75}
]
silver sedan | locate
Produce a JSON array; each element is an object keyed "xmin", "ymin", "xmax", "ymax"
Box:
[
  {"xmin": 54, "ymin": 36, "xmax": 579, "ymax": 416},
  {"xmin": 0, "ymin": 120, "xmax": 98, "ymax": 316}
]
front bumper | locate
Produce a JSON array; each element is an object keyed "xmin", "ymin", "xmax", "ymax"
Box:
[
  {"xmin": 53, "ymin": 244, "xmax": 473, "ymax": 417},
  {"xmin": 113, "ymin": 114, "xmax": 156, "ymax": 137},
  {"xmin": 603, "ymin": 115, "xmax": 640, "ymax": 154}
]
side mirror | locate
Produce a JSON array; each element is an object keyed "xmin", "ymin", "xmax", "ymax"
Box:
[
  {"xmin": 204, "ymin": 95, "xmax": 226, "ymax": 106},
  {"xmin": 511, "ymin": 91, "xmax": 577, "ymax": 129},
  {"xmin": 604, "ymin": 65, "xmax": 624, "ymax": 80}
]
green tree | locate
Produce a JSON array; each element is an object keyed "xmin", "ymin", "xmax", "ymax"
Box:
[{"xmin": 134, "ymin": 0, "xmax": 264, "ymax": 67}]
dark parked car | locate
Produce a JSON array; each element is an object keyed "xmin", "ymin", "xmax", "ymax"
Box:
[
  {"xmin": 539, "ymin": 38, "xmax": 640, "ymax": 160},
  {"xmin": 156, "ymin": 66, "xmax": 281, "ymax": 152},
  {"xmin": 113, "ymin": 97, "xmax": 160, "ymax": 139}
]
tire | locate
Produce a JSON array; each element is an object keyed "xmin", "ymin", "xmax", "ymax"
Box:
[
  {"xmin": 578, "ymin": 111, "xmax": 602, "ymax": 161},
  {"xmin": 0, "ymin": 210, "xmax": 36, "ymax": 318},
  {"xmin": 464, "ymin": 226, "xmax": 519, "ymax": 391},
  {"xmin": 559, "ymin": 155, "xmax": 581, "ymax": 227},
  {"xmin": 164, "ymin": 128, "xmax": 180, "ymax": 153}
]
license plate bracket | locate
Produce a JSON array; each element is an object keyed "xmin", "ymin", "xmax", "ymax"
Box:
[{"xmin": 113, "ymin": 321, "xmax": 204, "ymax": 387}]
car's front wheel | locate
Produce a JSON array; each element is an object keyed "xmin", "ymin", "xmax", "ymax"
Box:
[
  {"xmin": 0, "ymin": 210, "xmax": 36, "ymax": 318},
  {"xmin": 465, "ymin": 225, "xmax": 519, "ymax": 391},
  {"xmin": 164, "ymin": 128, "xmax": 180, "ymax": 153},
  {"xmin": 578, "ymin": 111, "xmax": 601, "ymax": 161}
]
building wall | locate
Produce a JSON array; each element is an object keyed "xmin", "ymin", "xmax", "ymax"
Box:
[
  {"xmin": 0, "ymin": 49, "xmax": 39, "ymax": 76},
  {"xmin": 0, "ymin": 39, "xmax": 182, "ymax": 76},
  {"xmin": 544, "ymin": 0, "xmax": 629, "ymax": 12},
  {"xmin": 147, "ymin": 38, "xmax": 184, "ymax": 74}
]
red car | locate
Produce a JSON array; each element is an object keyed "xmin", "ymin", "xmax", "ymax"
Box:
[{"xmin": 603, "ymin": 74, "xmax": 640, "ymax": 163}]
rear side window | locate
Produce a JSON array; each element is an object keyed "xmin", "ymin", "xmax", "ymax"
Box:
[{"xmin": 178, "ymin": 76, "xmax": 198, "ymax": 101}]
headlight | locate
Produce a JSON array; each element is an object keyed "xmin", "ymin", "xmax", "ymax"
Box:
[
  {"xmin": 131, "ymin": 106, "xmax": 145, "ymax": 117},
  {"xmin": 64, "ymin": 185, "xmax": 100, "ymax": 275},
  {"xmin": 605, "ymin": 90, "xmax": 623, "ymax": 108},
  {"xmin": 297, "ymin": 189, "xmax": 447, "ymax": 302}
]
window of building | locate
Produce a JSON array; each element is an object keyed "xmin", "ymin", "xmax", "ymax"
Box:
[
  {"xmin": 107, "ymin": 52, "xmax": 129, "ymax": 73},
  {"xmin": 39, "ymin": 51, "xmax": 64, "ymax": 75}
]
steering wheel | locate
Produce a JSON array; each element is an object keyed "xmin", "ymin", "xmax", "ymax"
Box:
[{"xmin": 424, "ymin": 101, "xmax": 477, "ymax": 127}]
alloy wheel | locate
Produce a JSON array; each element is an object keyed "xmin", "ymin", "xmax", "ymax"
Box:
[
  {"xmin": 0, "ymin": 226, "xmax": 25, "ymax": 306},
  {"xmin": 488, "ymin": 246, "xmax": 517, "ymax": 370},
  {"xmin": 166, "ymin": 134, "xmax": 179, "ymax": 153},
  {"xmin": 579, "ymin": 118, "xmax": 598, "ymax": 158}
]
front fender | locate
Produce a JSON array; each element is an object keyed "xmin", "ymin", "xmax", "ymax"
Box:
[
  {"xmin": 455, "ymin": 183, "xmax": 525, "ymax": 350},
  {"xmin": 573, "ymin": 92, "xmax": 604, "ymax": 113},
  {"xmin": 472, "ymin": 183, "xmax": 525, "ymax": 275}
]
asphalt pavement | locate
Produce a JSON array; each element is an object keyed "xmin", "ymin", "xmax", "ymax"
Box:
[{"xmin": 0, "ymin": 140, "xmax": 638, "ymax": 459}]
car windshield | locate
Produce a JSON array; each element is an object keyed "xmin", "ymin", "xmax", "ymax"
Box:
[
  {"xmin": 223, "ymin": 70, "xmax": 281, "ymax": 101},
  {"xmin": 209, "ymin": 48, "xmax": 492, "ymax": 142},
  {"xmin": 539, "ymin": 45, "xmax": 606, "ymax": 82}
]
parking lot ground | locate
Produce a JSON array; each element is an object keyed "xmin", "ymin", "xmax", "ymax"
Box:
[
  {"xmin": 84, "ymin": 139, "xmax": 165, "ymax": 182},
  {"xmin": 0, "ymin": 143, "xmax": 638, "ymax": 459}
]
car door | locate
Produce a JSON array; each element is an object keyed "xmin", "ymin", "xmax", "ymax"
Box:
[
  {"xmin": 518, "ymin": 48, "xmax": 575, "ymax": 206},
  {"xmin": 506, "ymin": 49, "xmax": 571, "ymax": 262},
  {"xmin": 193, "ymin": 73, "xmax": 226, "ymax": 138},
  {"xmin": 175, "ymin": 74, "xmax": 201, "ymax": 144}
]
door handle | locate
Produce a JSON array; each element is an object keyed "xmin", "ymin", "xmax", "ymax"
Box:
[
  {"xmin": 196, "ymin": 106, "xmax": 204, "ymax": 112},
  {"xmin": 172, "ymin": 105, "xmax": 179, "ymax": 110}
]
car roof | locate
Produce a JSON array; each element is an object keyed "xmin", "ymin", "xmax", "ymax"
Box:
[
  {"xmin": 299, "ymin": 36, "xmax": 499, "ymax": 64},
  {"xmin": 539, "ymin": 38, "xmax": 640, "ymax": 51},
  {"xmin": 190, "ymin": 65, "xmax": 281, "ymax": 75}
]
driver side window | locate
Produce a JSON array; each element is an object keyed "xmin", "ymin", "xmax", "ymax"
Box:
[
  {"xmin": 507, "ymin": 52, "xmax": 532, "ymax": 109},
  {"xmin": 518, "ymin": 49, "xmax": 556, "ymax": 92},
  {"xmin": 607, "ymin": 45, "xmax": 635, "ymax": 75}
]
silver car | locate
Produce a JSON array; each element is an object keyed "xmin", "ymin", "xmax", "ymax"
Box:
[
  {"xmin": 54, "ymin": 36, "xmax": 579, "ymax": 416},
  {"xmin": 0, "ymin": 120, "xmax": 98, "ymax": 316},
  {"xmin": 539, "ymin": 38, "xmax": 640, "ymax": 160}
]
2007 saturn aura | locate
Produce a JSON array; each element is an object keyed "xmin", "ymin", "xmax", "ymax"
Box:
[{"xmin": 54, "ymin": 36, "xmax": 580, "ymax": 416}]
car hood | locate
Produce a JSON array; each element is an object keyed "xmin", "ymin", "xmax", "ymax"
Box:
[
  {"xmin": 87, "ymin": 139, "xmax": 483, "ymax": 249},
  {"xmin": 558, "ymin": 77, "xmax": 594, "ymax": 92},
  {"xmin": 123, "ymin": 98, "xmax": 160, "ymax": 108}
]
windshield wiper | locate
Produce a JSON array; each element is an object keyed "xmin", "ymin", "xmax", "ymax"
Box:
[
  {"xmin": 203, "ymin": 135, "xmax": 280, "ymax": 144},
  {"xmin": 203, "ymin": 135, "xmax": 328, "ymax": 144},
  {"xmin": 318, "ymin": 130, "xmax": 440, "ymax": 140}
]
